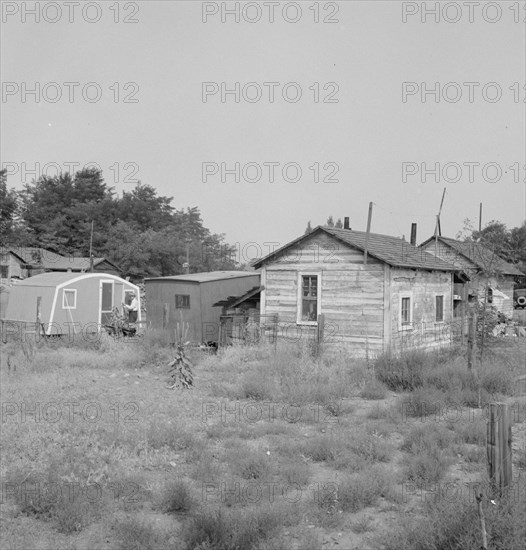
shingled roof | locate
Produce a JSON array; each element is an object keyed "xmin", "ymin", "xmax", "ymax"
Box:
[
  {"xmin": 419, "ymin": 236, "xmax": 524, "ymax": 277},
  {"xmin": 252, "ymin": 226, "xmax": 460, "ymax": 271}
]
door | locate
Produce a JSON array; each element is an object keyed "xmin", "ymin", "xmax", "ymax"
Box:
[{"xmin": 100, "ymin": 280, "xmax": 114, "ymax": 325}]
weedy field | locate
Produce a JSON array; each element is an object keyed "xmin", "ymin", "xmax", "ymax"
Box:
[{"xmin": 0, "ymin": 332, "xmax": 525, "ymax": 550}]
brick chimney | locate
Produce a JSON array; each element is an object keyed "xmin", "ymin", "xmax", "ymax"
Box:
[
  {"xmin": 344, "ymin": 217, "xmax": 350, "ymax": 230},
  {"xmin": 410, "ymin": 223, "xmax": 417, "ymax": 246}
]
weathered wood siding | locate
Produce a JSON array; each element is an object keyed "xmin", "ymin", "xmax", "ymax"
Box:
[
  {"xmin": 260, "ymin": 232, "xmax": 385, "ymax": 355},
  {"xmin": 390, "ymin": 268, "xmax": 454, "ymax": 352}
]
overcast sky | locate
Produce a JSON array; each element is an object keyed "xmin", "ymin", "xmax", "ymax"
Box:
[{"xmin": 1, "ymin": 0, "xmax": 525, "ymax": 259}]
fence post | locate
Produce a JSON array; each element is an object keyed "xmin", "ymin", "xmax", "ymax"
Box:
[
  {"xmin": 163, "ymin": 303, "xmax": 169, "ymax": 329},
  {"xmin": 487, "ymin": 402, "xmax": 512, "ymax": 497},
  {"xmin": 35, "ymin": 296, "xmax": 42, "ymax": 341},
  {"xmin": 316, "ymin": 314, "xmax": 325, "ymax": 356},
  {"xmin": 467, "ymin": 310, "xmax": 476, "ymax": 369}
]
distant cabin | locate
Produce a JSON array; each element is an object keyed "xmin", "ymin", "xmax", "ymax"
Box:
[
  {"xmin": 253, "ymin": 226, "xmax": 464, "ymax": 356},
  {"xmin": 419, "ymin": 236, "xmax": 524, "ymax": 318},
  {"xmin": 0, "ymin": 247, "xmax": 121, "ymax": 281},
  {"xmin": 145, "ymin": 271, "xmax": 260, "ymax": 343},
  {"xmin": 2, "ymin": 272, "xmax": 140, "ymax": 336}
]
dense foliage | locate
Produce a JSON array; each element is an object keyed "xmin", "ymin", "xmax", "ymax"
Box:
[{"xmin": 0, "ymin": 168, "xmax": 238, "ymax": 280}]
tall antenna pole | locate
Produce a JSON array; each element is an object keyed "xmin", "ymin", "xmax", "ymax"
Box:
[
  {"xmin": 479, "ymin": 203, "xmax": 483, "ymax": 233},
  {"xmin": 364, "ymin": 201, "xmax": 373, "ymax": 265},
  {"xmin": 434, "ymin": 188, "xmax": 446, "ymax": 256},
  {"xmin": 89, "ymin": 220, "xmax": 94, "ymax": 272}
]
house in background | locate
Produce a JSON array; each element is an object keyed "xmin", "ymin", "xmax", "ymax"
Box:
[
  {"xmin": 145, "ymin": 271, "xmax": 260, "ymax": 343},
  {"xmin": 0, "ymin": 247, "xmax": 121, "ymax": 281},
  {"xmin": 419, "ymin": 236, "xmax": 523, "ymax": 318},
  {"xmin": 2, "ymin": 272, "xmax": 140, "ymax": 335},
  {"xmin": 252, "ymin": 224, "xmax": 465, "ymax": 356}
]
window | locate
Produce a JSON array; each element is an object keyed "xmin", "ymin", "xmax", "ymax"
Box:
[
  {"xmin": 486, "ymin": 287, "xmax": 493, "ymax": 304},
  {"xmin": 0, "ymin": 265, "xmax": 8, "ymax": 278},
  {"xmin": 175, "ymin": 294, "xmax": 190, "ymax": 309},
  {"xmin": 401, "ymin": 296, "xmax": 412, "ymax": 327},
  {"xmin": 62, "ymin": 289, "xmax": 77, "ymax": 309},
  {"xmin": 436, "ymin": 295, "xmax": 444, "ymax": 322},
  {"xmin": 300, "ymin": 275, "xmax": 319, "ymax": 322}
]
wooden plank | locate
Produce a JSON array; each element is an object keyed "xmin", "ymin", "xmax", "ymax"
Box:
[{"xmin": 487, "ymin": 403, "xmax": 512, "ymax": 496}]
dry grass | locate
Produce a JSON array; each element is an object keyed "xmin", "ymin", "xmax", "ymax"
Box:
[{"xmin": 1, "ymin": 334, "xmax": 524, "ymax": 549}]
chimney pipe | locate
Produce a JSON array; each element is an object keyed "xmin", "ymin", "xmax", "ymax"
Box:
[
  {"xmin": 344, "ymin": 217, "xmax": 350, "ymax": 230},
  {"xmin": 410, "ymin": 223, "xmax": 417, "ymax": 246}
]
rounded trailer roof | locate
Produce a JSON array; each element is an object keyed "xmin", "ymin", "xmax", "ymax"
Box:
[{"xmin": 13, "ymin": 272, "xmax": 135, "ymax": 288}]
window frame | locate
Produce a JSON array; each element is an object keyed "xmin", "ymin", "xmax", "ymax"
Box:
[
  {"xmin": 0, "ymin": 264, "xmax": 9, "ymax": 278},
  {"xmin": 175, "ymin": 294, "xmax": 191, "ymax": 309},
  {"xmin": 297, "ymin": 272, "xmax": 321, "ymax": 326},
  {"xmin": 62, "ymin": 288, "xmax": 77, "ymax": 309},
  {"xmin": 435, "ymin": 295, "xmax": 445, "ymax": 323},
  {"xmin": 399, "ymin": 294, "xmax": 413, "ymax": 330}
]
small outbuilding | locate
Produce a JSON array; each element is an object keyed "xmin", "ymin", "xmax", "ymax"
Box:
[
  {"xmin": 145, "ymin": 271, "xmax": 260, "ymax": 343},
  {"xmin": 2, "ymin": 272, "xmax": 141, "ymax": 335}
]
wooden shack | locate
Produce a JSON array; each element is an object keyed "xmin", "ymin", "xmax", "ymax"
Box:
[
  {"xmin": 2, "ymin": 272, "xmax": 140, "ymax": 335},
  {"xmin": 145, "ymin": 271, "xmax": 260, "ymax": 343},
  {"xmin": 252, "ymin": 226, "xmax": 463, "ymax": 356},
  {"xmin": 419, "ymin": 236, "xmax": 523, "ymax": 318}
]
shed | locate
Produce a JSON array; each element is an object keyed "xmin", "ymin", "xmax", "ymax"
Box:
[
  {"xmin": 2, "ymin": 272, "xmax": 141, "ymax": 335},
  {"xmin": 253, "ymin": 226, "xmax": 464, "ymax": 356},
  {"xmin": 145, "ymin": 271, "xmax": 260, "ymax": 343},
  {"xmin": 419, "ymin": 236, "xmax": 524, "ymax": 318}
]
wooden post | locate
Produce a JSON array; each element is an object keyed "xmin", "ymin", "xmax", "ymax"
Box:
[
  {"xmin": 163, "ymin": 303, "xmax": 169, "ymax": 329},
  {"xmin": 316, "ymin": 313, "xmax": 325, "ymax": 355},
  {"xmin": 35, "ymin": 296, "xmax": 42, "ymax": 341},
  {"xmin": 476, "ymin": 493, "xmax": 488, "ymax": 550},
  {"xmin": 487, "ymin": 402, "xmax": 512, "ymax": 497},
  {"xmin": 467, "ymin": 310, "xmax": 476, "ymax": 369}
]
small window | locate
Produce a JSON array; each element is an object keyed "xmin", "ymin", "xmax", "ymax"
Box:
[
  {"xmin": 175, "ymin": 294, "xmax": 190, "ymax": 309},
  {"xmin": 0, "ymin": 265, "xmax": 8, "ymax": 278},
  {"xmin": 486, "ymin": 288, "xmax": 493, "ymax": 304},
  {"xmin": 401, "ymin": 296, "xmax": 411, "ymax": 326},
  {"xmin": 63, "ymin": 289, "xmax": 77, "ymax": 309},
  {"xmin": 300, "ymin": 275, "xmax": 318, "ymax": 322},
  {"xmin": 436, "ymin": 295, "xmax": 444, "ymax": 322}
]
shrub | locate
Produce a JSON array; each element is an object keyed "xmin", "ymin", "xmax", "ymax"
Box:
[
  {"xmin": 359, "ymin": 379, "xmax": 388, "ymax": 400},
  {"xmin": 337, "ymin": 468, "xmax": 395, "ymax": 513},
  {"xmin": 158, "ymin": 479, "xmax": 195, "ymax": 514},
  {"xmin": 374, "ymin": 350, "xmax": 428, "ymax": 391},
  {"xmin": 183, "ymin": 506, "xmax": 281, "ymax": 550}
]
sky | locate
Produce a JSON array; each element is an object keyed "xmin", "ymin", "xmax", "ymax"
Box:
[{"xmin": 1, "ymin": 0, "xmax": 525, "ymax": 262}]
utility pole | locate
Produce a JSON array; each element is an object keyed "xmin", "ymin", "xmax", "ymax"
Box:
[
  {"xmin": 434, "ymin": 187, "xmax": 446, "ymax": 256},
  {"xmin": 185, "ymin": 238, "xmax": 191, "ymax": 274},
  {"xmin": 89, "ymin": 220, "xmax": 94, "ymax": 272},
  {"xmin": 479, "ymin": 203, "xmax": 483, "ymax": 233}
]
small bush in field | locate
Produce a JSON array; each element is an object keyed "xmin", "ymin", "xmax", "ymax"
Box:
[
  {"xmin": 225, "ymin": 445, "xmax": 270, "ymax": 480},
  {"xmin": 115, "ymin": 516, "xmax": 167, "ymax": 550},
  {"xmin": 404, "ymin": 447, "xmax": 453, "ymax": 487},
  {"xmin": 374, "ymin": 350, "xmax": 428, "ymax": 391},
  {"xmin": 337, "ymin": 468, "xmax": 395, "ymax": 513},
  {"xmin": 300, "ymin": 435, "xmax": 338, "ymax": 462},
  {"xmin": 401, "ymin": 424, "xmax": 454, "ymax": 454},
  {"xmin": 397, "ymin": 387, "xmax": 447, "ymax": 419},
  {"xmin": 159, "ymin": 479, "xmax": 194, "ymax": 514},
  {"xmin": 360, "ymin": 379, "xmax": 388, "ymax": 400},
  {"xmin": 183, "ymin": 507, "xmax": 281, "ymax": 550}
]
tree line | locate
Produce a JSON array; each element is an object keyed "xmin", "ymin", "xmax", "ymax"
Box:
[{"xmin": 0, "ymin": 168, "xmax": 239, "ymax": 280}]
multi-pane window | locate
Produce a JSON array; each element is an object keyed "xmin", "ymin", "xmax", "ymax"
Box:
[
  {"xmin": 436, "ymin": 295, "xmax": 444, "ymax": 322},
  {"xmin": 401, "ymin": 297, "xmax": 411, "ymax": 326},
  {"xmin": 175, "ymin": 294, "xmax": 190, "ymax": 309},
  {"xmin": 301, "ymin": 275, "xmax": 318, "ymax": 322},
  {"xmin": 0, "ymin": 265, "xmax": 8, "ymax": 278}
]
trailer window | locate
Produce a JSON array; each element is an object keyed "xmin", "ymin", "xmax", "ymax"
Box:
[
  {"xmin": 63, "ymin": 289, "xmax": 77, "ymax": 309},
  {"xmin": 175, "ymin": 294, "xmax": 190, "ymax": 308}
]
